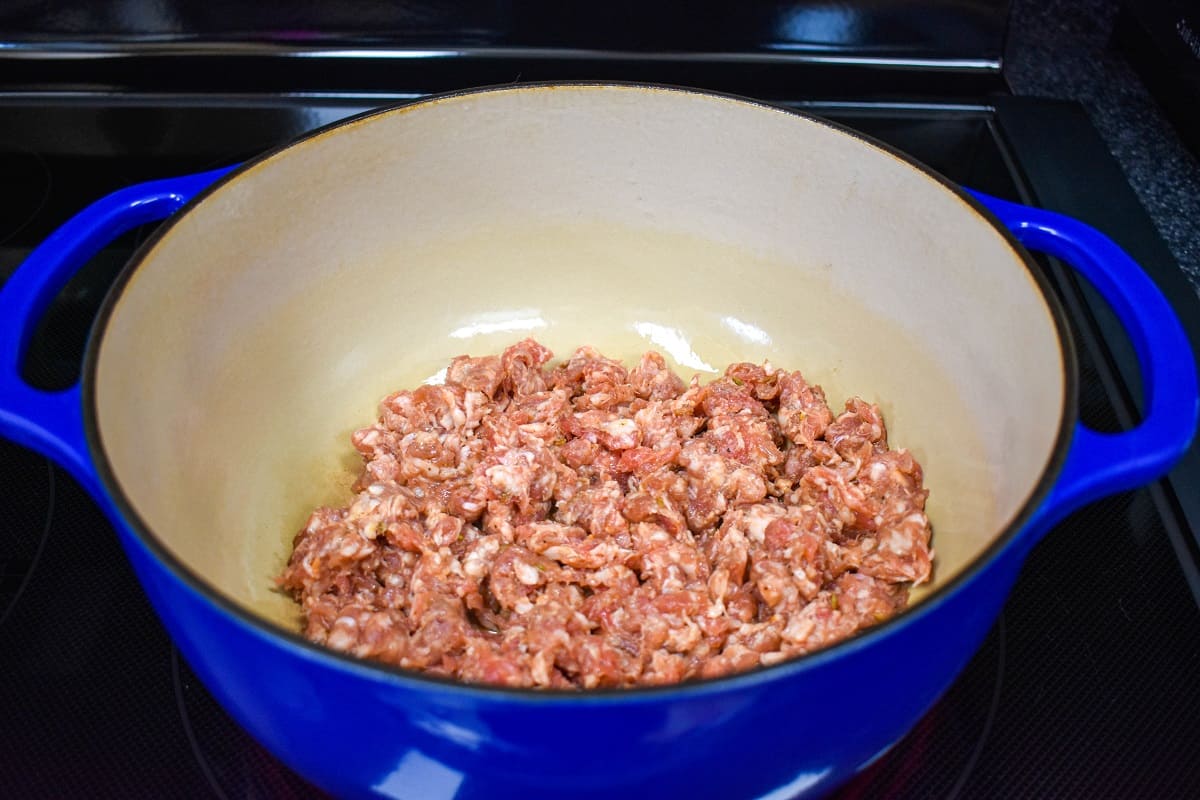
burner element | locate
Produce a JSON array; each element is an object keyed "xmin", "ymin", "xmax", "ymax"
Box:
[
  {"xmin": 173, "ymin": 649, "xmax": 328, "ymax": 799},
  {"xmin": 834, "ymin": 621, "xmax": 1006, "ymax": 799}
]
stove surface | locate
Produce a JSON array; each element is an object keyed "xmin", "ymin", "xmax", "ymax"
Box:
[{"xmin": 1, "ymin": 94, "xmax": 1198, "ymax": 799}]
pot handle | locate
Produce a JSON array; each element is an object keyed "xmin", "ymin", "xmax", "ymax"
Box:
[
  {"xmin": 0, "ymin": 167, "xmax": 232, "ymax": 491},
  {"xmin": 971, "ymin": 191, "xmax": 1199, "ymax": 536}
]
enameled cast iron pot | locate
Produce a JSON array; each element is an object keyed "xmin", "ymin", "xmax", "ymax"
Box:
[{"xmin": 1, "ymin": 85, "xmax": 1196, "ymax": 799}]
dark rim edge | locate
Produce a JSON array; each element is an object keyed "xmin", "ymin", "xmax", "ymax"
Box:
[{"xmin": 80, "ymin": 80, "xmax": 1079, "ymax": 704}]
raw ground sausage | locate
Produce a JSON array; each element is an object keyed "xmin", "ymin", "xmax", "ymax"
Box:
[{"xmin": 279, "ymin": 339, "xmax": 933, "ymax": 689}]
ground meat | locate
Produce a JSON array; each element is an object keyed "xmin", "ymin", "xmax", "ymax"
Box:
[{"xmin": 278, "ymin": 339, "xmax": 933, "ymax": 689}]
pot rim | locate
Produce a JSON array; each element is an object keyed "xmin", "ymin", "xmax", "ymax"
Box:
[{"xmin": 81, "ymin": 81, "xmax": 1079, "ymax": 703}]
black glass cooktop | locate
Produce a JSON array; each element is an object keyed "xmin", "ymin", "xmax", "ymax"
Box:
[{"xmin": 2, "ymin": 93, "xmax": 1199, "ymax": 799}]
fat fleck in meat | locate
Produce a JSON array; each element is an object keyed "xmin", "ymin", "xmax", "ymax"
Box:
[{"xmin": 278, "ymin": 339, "xmax": 933, "ymax": 688}]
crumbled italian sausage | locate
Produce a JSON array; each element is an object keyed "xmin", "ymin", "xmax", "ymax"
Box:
[{"xmin": 279, "ymin": 340, "xmax": 933, "ymax": 688}]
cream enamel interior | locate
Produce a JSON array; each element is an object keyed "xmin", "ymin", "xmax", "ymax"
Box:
[{"xmin": 94, "ymin": 85, "xmax": 1065, "ymax": 630}]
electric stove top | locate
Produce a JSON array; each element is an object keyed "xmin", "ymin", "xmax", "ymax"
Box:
[{"xmin": 2, "ymin": 91, "xmax": 1199, "ymax": 799}]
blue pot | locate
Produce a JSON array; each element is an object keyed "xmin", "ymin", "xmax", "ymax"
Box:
[{"xmin": 0, "ymin": 85, "xmax": 1195, "ymax": 799}]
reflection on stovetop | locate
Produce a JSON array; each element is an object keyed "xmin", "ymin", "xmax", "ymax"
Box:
[{"xmin": 1, "ymin": 96, "xmax": 1198, "ymax": 800}]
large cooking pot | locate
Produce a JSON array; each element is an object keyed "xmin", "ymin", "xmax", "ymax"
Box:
[{"xmin": 0, "ymin": 84, "xmax": 1195, "ymax": 799}]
